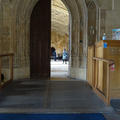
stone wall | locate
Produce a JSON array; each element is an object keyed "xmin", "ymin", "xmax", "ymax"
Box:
[
  {"xmin": 96, "ymin": 0, "xmax": 120, "ymax": 40},
  {"xmin": 2, "ymin": 0, "xmax": 120, "ymax": 81},
  {"xmin": 51, "ymin": 31, "xmax": 69, "ymax": 54},
  {"xmin": 104, "ymin": 0, "xmax": 120, "ymax": 40},
  {"xmin": 0, "ymin": 0, "xmax": 88, "ymax": 80}
]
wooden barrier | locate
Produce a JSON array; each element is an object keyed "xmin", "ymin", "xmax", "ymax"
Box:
[
  {"xmin": 93, "ymin": 57, "xmax": 114, "ymax": 105},
  {"xmin": 88, "ymin": 40, "xmax": 120, "ymax": 105},
  {"xmin": 0, "ymin": 53, "xmax": 14, "ymax": 87},
  {"xmin": 87, "ymin": 46, "xmax": 95, "ymax": 86}
]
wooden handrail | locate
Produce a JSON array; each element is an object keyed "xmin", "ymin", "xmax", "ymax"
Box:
[
  {"xmin": 93, "ymin": 57, "xmax": 114, "ymax": 64},
  {"xmin": 0, "ymin": 53, "xmax": 14, "ymax": 57}
]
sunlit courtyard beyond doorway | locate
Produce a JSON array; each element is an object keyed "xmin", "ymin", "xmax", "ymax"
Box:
[{"xmin": 51, "ymin": 60, "xmax": 69, "ymax": 80}]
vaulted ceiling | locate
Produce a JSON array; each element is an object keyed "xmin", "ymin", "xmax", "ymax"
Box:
[{"xmin": 51, "ymin": 0, "xmax": 69, "ymax": 35}]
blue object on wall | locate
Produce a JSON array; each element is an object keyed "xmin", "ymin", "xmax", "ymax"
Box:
[
  {"xmin": 112, "ymin": 29, "xmax": 120, "ymax": 32},
  {"xmin": 104, "ymin": 42, "xmax": 107, "ymax": 48}
]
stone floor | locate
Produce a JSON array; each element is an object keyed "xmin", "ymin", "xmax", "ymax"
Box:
[
  {"xmin": 0, "ymin": 79, "xmax": 120, "ymax": 119},
  {"xmin": 111, "ymin": 99, "xmax": 120, "ymax": 112},
  {"xmin": 0, "ymin": 61, "xmax": 120, "ymax": 119}
]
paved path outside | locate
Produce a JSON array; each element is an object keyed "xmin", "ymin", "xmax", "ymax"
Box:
[{"xmin": 51, "ymin": 60, "xmax": 69, "ymax": 79}]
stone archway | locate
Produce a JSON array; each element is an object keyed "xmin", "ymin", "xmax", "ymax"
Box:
[
  {"xmin": 17, "ymin": 0, "xmax": 87, "ymax": 80},
  {"xmin": 0, "ymin": 0, "xmax": 88, "ymax": 80}
]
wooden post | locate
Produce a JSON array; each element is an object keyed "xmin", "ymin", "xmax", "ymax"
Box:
[
  {"xmin": 9, "ymin": 55, "xmax": 13, "ymax": 81},
  {"xmin": 0, "ymin": 57, "xmax": 1, "ymax": 84},
  {"xmin": 92, "ymin": 58, "xmax": 95, "ymax": 87},
  {"xmin": 95, "ymin": 60, "xmax": 98, "ymax": 89},
  {"xmin": 106, "ymin": 63, "xmax": 110, "ymax": 105}
]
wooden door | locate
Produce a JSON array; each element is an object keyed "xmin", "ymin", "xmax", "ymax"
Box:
[{"xmin": 30, "ymin": 0, "xmax": 51, "ymax": 79}]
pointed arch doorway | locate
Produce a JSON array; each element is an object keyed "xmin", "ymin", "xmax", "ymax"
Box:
[{"xmin": 30, "ymin": 0, "xmax": 51, "ymax": 79}]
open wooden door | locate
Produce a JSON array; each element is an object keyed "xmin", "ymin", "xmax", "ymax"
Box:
[{"xmin": 30, "ymin": 0, "xmax": 51, "ymax": 79}]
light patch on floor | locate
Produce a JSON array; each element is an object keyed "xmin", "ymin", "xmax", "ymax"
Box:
[{"xmin": 50, "ymin": 60, "xmax": 69, "ymax": 80}]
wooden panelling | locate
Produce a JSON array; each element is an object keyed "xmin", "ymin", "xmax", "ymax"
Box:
[
  {"xmin": 87, "ymin": 46, "xmax": 95, "ymax": 86},
  {"xmin": 102, "ymin": 40, "xmax": 120, "ymax": 97},
  {"xmin": 103, "ymin": 40, "xmax": 120, "ymax": 47},
  {"xmin": 97, "ymin": 61, "xmax": 103, "ymax": 91},
  {"xmin": 94, "ymin": 40, "xmax": 120, "ymax": 101},
  {"xmin": 88, "ymin": 40, "xmax": 120, "ymax": 104},
  {"xmin": 95, "ymin": 42, "xmax": 104, "ymax": 92},
  {"xmin": 92, "ymin": 57, "xmax": 112, "ymax": 105}
]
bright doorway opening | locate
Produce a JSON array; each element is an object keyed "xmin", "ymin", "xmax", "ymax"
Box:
[{"xmin": 51, "ymin": 0, "xmax": 69, "ymax": 80}]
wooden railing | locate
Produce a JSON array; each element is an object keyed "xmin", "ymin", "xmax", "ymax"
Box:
[
  {"xmin": 0, "ymin": 53, "xmax": 14, "ymax": 87},
  {"xmin": 92, "ymin": 57, "xmax": 114, "ymax": 105}
]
